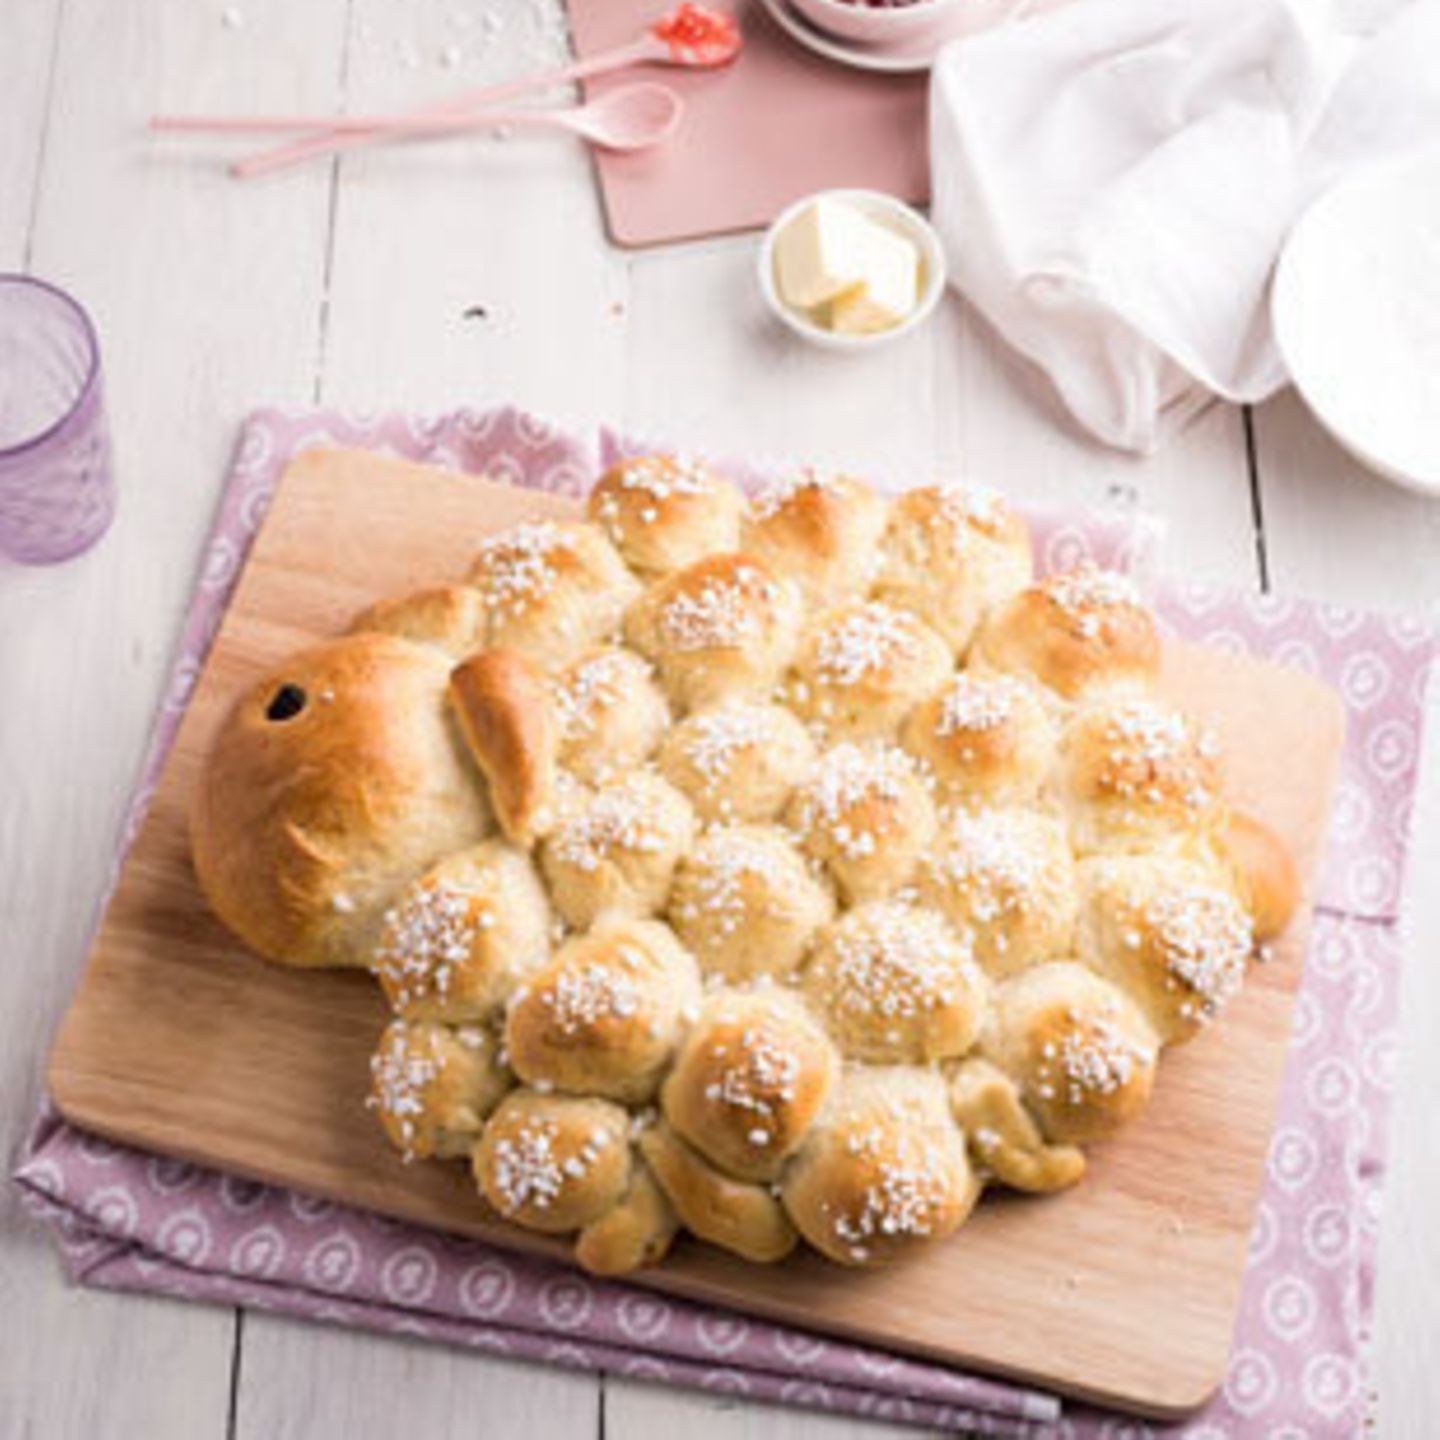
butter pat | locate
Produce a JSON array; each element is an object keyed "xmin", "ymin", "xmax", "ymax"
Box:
[{"xmin": 774, "ymin": 197, "xmax": 920, "ymax": 333}]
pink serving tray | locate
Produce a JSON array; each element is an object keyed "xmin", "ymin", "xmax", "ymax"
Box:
[{"xmin": 566, "ymin": 0, "xmax": 929, "ymax": 248}]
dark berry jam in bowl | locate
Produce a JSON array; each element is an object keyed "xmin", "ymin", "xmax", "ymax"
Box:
[{"xmin": 789, "ymin": 0, "xmax": 999, "ymax": 46}]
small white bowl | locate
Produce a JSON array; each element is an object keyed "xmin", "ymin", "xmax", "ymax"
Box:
[
  {"xmin": 1272, "ymin": 144, "xmax": 1440, "ymax": 497},
  {"xmin": 757, "ymin": 189, "xmax": 947, "ymax": 353},
  {"xmin": 790, "ymin": 0, "xmax": 968, "ymax": 45}
]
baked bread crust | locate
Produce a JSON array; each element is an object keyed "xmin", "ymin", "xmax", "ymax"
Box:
[
  {"xmin": 744, "ymin": 470, "xmax": 890, "ymax": 606},
  {"xmin": 589, "ymin": 455, "xmax": 746, "ymax": 575},
  {"xmin": 552, "ymin": 647, "xmax": 669, "ymax": 788},
  {"xmin": 539, "ymin": 772, "xmax": 696, "ymax": 929},
  {"xmin": 660, "ymin": 989, "xmax": 839, "ymax": 1182},
  {"xmin": 919, "ymin": 807, "xmax": 1078, "ymax": 981},
  {"xmin": 974, "ymin": 563, "xmax": 1161, "ymax": 702},
  {"xmin": 373, "ymin": 839, "xmax": 551, "ymax": 1022},
  {"xmin": 781, "ymin": 1067, "xmax": 979, "ymax": 1266},
  {"xmin": 791, "ymin": 600, "xmax": 952, "ymax": 742},
  {"xmin": 658, "ymin": 700, "xmax": 816, "ymax": 823},
  {"xmin": 369, "ymin": 1018, "xmax": 512, "ymax": 1161},
  {"xmin": 350, "ymin": 584, "xmax": 485, "ymax": 658},
  {"xmin": 191, "ymin": 632, "xmax": 491, "ymax": 968},
  {"xmin": 448, "ymin": 648, "xmax": 558, "ymax": 847},
  {"xmin": 667, "ymin": 823, "xmax": 835, "ymax": 983},
  {"xmin": 785, "ymin": 741, "xmax": 938, "ymax": 904},
  {"xmin": 626, "ymin": 551, "xmax": 803, "ymax": 711},
  {"xmin": 468, "ymin": 521, "xmax": 640, "ymax": 670},
  {"xmin": 192, "ymin": 456, "xmax": 1298, "ymax": 1278},
  {"xmin": 873, "ymin": 485, "xmax": 1032, "ymax": 655},
  {"xmin": 901, "ymin": 672, "xmax": 1055, "ymax": 807},
  {"xmin": 504, "ymin": 918, "xmax": 701, "ymax": 1103}
]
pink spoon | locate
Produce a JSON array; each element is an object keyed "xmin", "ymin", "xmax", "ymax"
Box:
[
  {"xmin": 151, "ymin": 83, "xmax": 685, "ymax": 164},
  {"xmin": 220, "ymin": 4, "xmax": 740, "ymax": 180}
]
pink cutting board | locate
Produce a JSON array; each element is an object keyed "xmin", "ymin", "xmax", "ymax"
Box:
[{"xmin": 566, "ymin": 0, "xmax": 929, "ymax": 248}]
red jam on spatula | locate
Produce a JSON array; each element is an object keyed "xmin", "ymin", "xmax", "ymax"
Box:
[{"xmin": 652, "ymin": 4, "xmax": 743, "ymax": 67}]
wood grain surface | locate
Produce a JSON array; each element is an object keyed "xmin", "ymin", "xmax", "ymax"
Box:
[{"xmin": 47, "ymin": 448, "xmax": 1345, "ymax": 1420}]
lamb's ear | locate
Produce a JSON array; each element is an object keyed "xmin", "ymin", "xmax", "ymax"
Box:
[{"xmin": 448, "ymin": 647, "xmax": 557, "ymax": 847}]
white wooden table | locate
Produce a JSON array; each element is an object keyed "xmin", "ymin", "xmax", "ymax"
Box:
[{"xmin": 2, "ymin": 2, "xmax": 1437, "ymax": 1435}]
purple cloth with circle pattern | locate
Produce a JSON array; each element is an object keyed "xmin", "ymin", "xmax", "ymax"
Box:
[{"xmin": 13, "ymin": 406, "xmax": 1433, "ymax": 1438}]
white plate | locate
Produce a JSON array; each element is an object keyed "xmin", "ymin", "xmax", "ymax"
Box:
[
  {"xmin": 1273, "ymin": 144, "xmax": 1440, "ymax": 497},
  {"xmin": 757, "ymin": 0, "xmax": 997, "ymax": 74}
]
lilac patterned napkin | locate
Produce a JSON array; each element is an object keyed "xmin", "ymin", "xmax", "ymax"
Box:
[{"xmin": 14, "ymin": 406, "xmax": 1433, "ymax": 1439}]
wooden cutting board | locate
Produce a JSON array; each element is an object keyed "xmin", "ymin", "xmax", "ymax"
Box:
[{"xmin": 48, "ymin": 448, "xmax": 1345, "ymax": 1419}]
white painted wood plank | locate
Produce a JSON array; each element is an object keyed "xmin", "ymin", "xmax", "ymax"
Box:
[
  {"xmin": 1253, "ymin": 388, "xmax": 1440, "ymax": 607},
  {"xmin": 932, "ymin": 299, "xmax": 1262, "ymax": 584},
  {"xmin": 317, "ymin": 0, "xmax": 627, "ymax": 424},
  {"xmin": 0, "ymin": 0, "xmax": 61, "ymax": 265},
  {"xmin": 1251, "ymin": 387, "xmax": 1440, "ymax": 1440},
  {"xmin": 2, "ymin": 0, "xmax": 348, "ymax": 1434},
  {"xmin": 232, "ymin": 3, "xmax": 609, "ymax": 1432},
  {"xmin": 622, "ymin": 237, "xmax": 934, "ymax": 483},
  {"xmin": 234, "ymin": 1314, "xmax": 600, "ymax": 1440},
  {"xmin": 604, "ymin": 1382, "xmax": 915, "ymax": 1440}
]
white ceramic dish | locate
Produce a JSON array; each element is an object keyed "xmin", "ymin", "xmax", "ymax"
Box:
[
  {"xmin": 757, "ymin": 0, "xmax": 980, "ymax": 73},
  {"xmin": 1273, "ymin": 144, "xmax": 1440, "ymax": 497},
  {"xmin": 757, "ymin": 189, "xmax": 947, "ymax": 352},
  {"xmin": 789, "ymin": 0, "xmax": 968, "ymax": 45}
]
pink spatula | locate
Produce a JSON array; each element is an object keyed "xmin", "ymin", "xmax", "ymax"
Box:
[{"xmin": 152, "ymin": 83, "xmax": 686, "ymax": 156}]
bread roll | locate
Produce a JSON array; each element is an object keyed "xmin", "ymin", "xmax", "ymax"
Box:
[
  {"xmin": 552, "ymin": 647, "xmax": 670, "ymax": 787},
  {"xmin": 191, "ymin": 633, "xmax": 491, "ymax": 969},
  {"xmin": 589, "ymin": 455, "xmax": 746, "ymax": 575},
  {"xmin": 974, "ymin": 563, "xmax": 1160, "ymax": 702},
  {"xmin": 349, "ymin": 584, "xmax": 485, "ymax": 659},
  {"xmin": 782, "ymin": 1067, "xmax": 978, "ymax": 1266},
  {"xmin": 625, "ymin": 553, "xmax": 803, "ymax": 712},
  {"xmin": 1056, "ymin": 697, "xmax": 1224, "ymax": 855},
  {"xmin": 660, "ymin": 989, "xmax": 839, "ymax": 1182},
  {"xmin": 504, "ymin": 918, "xmax": 701, "ymax": 1102},
  {"xmin": 982, "ymin": 961, "xmax": 1159, "ymax": 1145},
  {"xmin": 575, "ymin": 1157, "xmax": 679, "ymax": 1275},
  {"xmin": 786, "ymin": 742, "xmax": 937, "ymax": 903},
  {"xmin": 790, "ymin": 601, "xmax": 952, "ymax": 742},
  {"xmin": 918, "ymin": 807, "xmax": 1078, "ymax": 980},
  {"xmin": 639, "ymin": 1121, "xmax": 798, "ymax": 1263},
  {"xmin": 448, "ymin": 648, "xmax": 558, "ymax": 846},
  {"xmin": 1222, "ymin": 808, "xmax": 1301, "ymax": 941},
  {"xmin": 368, "ymin": 1018, "xmax": 512, "ymax": 1161},
  {"xmin": 1076, "ymin": 854, "xmax": 1253, "ymax": 1044},
  {"xmin": 872, "ymin": 485, "xmax": 1032, "ymax": 654},
  {"xmin": 802, "ymin": 900, "xmax": 988, "ymax": 1064},
  {"xmin": 901, "ymin": 671, "xmax": 1055, "ymax": 807},
  {"xmin": 472, "ymin": 1089, "xmax": 631, "ymax": 1234},
  {"xmin": 744, "ymin": 469, "xmax": 889, "ymax": 606},
  {"xmin": 373, "ymin": 840, "xmax": 552, "ymax": 1022},
  {"xmin": 468, "ymin": 521, "xmax": 640, "ymax": 670},
  {"xmin": 540, "ymin": 772, "xmax": 696, "ymax": 929},
  {"xmin": 667, "ymin": 824, "xmax": 835, "ymax": 983},
  {"xmin": 658, "ymin": 700, "xmax": 816, "ymax": 823}
]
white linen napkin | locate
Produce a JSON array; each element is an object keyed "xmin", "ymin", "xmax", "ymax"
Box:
[{"xmin": 929, "ymin": 0, "xmax": 1440, "ymax": 452}]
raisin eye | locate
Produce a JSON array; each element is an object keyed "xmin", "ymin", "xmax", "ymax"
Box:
[{"xmin": 265, "ymin": 683, "xmax": 307, "ymax": 722}]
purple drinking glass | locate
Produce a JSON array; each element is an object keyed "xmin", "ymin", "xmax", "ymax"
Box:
[{"xmin": 0, "ymin": 274, "xmax": 115, "ymax": 563}]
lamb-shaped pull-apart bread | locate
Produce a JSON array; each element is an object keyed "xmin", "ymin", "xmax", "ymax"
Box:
[
  {"xmin": 191, "ymin": 632, "xmax": 492, "ymax": 969},
  {"xmin": 189, "ymin": 458, "xmax": 1301, "ymax": 1278}
]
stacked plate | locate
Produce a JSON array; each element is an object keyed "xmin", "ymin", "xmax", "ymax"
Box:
[{"xmin": 759, "ymin": 0, "xmax": 1052, "ymax": 73}]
